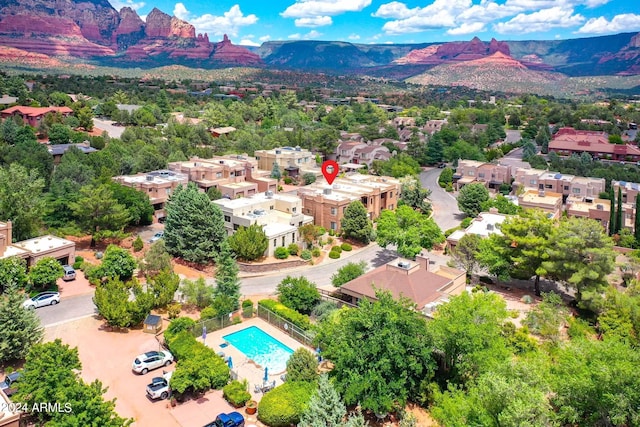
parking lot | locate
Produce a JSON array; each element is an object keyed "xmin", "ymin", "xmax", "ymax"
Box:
[{"xmin": 44, "ymin": 316, "xmax": 239, "ymax": 427}]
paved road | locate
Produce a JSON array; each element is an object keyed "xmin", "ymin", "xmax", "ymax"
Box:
[
  {"xmin": 420, "ymin": 168, "xmax": 464, "ymax": 231},
  {"xmin": 93, "ymin": 118, "xmax": 126, "ymax": 139},
  {"xmin": 37, "ymin": 293, "xmax": 97, "ymax": 327}
]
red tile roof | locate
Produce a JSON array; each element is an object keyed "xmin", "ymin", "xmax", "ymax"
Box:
[
  {"xmin": 1, "ymin": 106, "xmax": 73, "ymax": 117},
  {"xmin": 549, "ymin": 127, "xmax": 640, "ymax": 156}
]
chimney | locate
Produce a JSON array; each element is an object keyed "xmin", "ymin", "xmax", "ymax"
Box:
[
  {"xmin": 538, "ymin": 190, "xmax": 545, "ymax": 197},
  {"xmin": 416, "ymin": 252, "xmax": 429, "ymax": 271}
]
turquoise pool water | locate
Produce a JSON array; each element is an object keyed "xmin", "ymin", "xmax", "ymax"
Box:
[{"xmin": 223, "ymin": 326, "xmax": 294, "ymax": 373}]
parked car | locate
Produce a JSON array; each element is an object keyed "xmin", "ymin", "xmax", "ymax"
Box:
[
  {"xmin": 22, "ymin": 292, "xmax": 60, "ymax": 309},
  {"xmin": 203, "ymin": 412, "xmax": 245, "ymax": 427},
  {"xmin": 148, "ymin": 231, "xmax": 164, "ymax": 243},
  {"xmin": 62, "ymin": 265, "xmax": 76, "ymax": 281},
  {"xmin": 132, "ymin": 350, "xmax": 174, "ymax": 375},
  {"xmin": 146, "ymin": 370, "xmax": 173, "ymax": 400},
  {"xmin": 0, "ymin": 371, "xmax": 23, "ymax": 397}
]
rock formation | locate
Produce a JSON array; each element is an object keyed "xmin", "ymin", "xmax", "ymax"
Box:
[{"xmin": 393, "ymin": 37, "xmax": 511, "ymax": 65}]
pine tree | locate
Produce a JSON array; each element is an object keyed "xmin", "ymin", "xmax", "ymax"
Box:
[
  {"xmin": 0, "ymin": 285, "xmax": 44, "ymax": 363},
  {"xmin": 609, "ymin": 187, "xmax": 616, "ymax": 236},
  {"xmin": 299, "ymin": 374, "xmax": 347, "ymax": 427},
  {"xmin": 214, "ymin": 239, "xmax": 241, "ymax": 310},
  {"xmin": 616, "ymin": 187, "xmax": 623, "ymax": 235},
  {"xmin": 634, "ymin": 195, "xmax": 640, "ymax": 246},
  {"xmin": 164, "ymin": 183, "xmax": 226, "ymax": 264}
]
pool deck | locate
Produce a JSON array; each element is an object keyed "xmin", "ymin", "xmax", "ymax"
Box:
[{"xmin": 198, "ymin": 318, "xmax": 314, "ymax": 402}]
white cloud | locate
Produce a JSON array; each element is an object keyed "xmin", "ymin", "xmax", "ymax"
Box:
[
  {"xmin": 583, "ymin": 0, "xmax": 611, "ymax": 7},
  {"xmin": 447, "ymin": 22, "xmax": 486, "ymax": 35},
  {"xmin": 288, "ymin": 30, "xmax": 323, "ymax": 39},
  {"xmin": 259, "ymin": 35, "xmax": 272, "ymax": 42},
  {"xmin": 577, "ymin": 13, "xmax": 640, "ymax": 34},
  {"xmin": 173, "ymin": 3, "xmax": 189, "ymax": 20},
  {"xmin": 281, "ymin": 0, "xmax": 371, "ymax": 18},
  {"xmin": 239, "ymin": 39, "xmax": 260, "ymax": 46},
  {"xmin": 377, "ymin": 0, "xmax": 473, "ymax": 35},
  {"xmin": 172, "ymin": 4, "xmax": 258, "ymax": 37},
  {"xmin": 348, "ymin": 33, "xmax": 361, "ymax": 40},
  {"xmin": 109, "ymin": 0, "xmax": 145, "ymax": 11},
  {"xmin": 372, "ymin": 1, "xmax": 417, "ymax": 19},
  {"xmin": 294, "ymin": 16, "xmax": 333, "ymax": 27},
  {"xmin": 494, "ymin": 7, "xmax": 584, "ymax": 34}
]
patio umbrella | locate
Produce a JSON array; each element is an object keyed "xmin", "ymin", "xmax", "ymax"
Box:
[
  {"xmin": 202, "ymin": 326, "xmax": 207, "ymax": 341},
  {"xmin": 227, "ymin": 356, "xmax": 233, "ymax": 368},
  {"xmin": 263, "ymin": 367, "xmax": 269, "ymax": 383}
]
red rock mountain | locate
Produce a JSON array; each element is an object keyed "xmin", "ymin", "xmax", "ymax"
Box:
[
  {"xmin": 394, "ymin": 37, "xmax": 511, "ymax": 65},
  {"xmin": 0, "ymin": 0, "xmax": 261, "ymax": 65}
]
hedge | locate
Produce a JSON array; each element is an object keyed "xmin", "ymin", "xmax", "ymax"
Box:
[
  {"xmin": 328, "ymin": 250, "xmax": 341, "ymax": 259},
  {"xmin": 257, "ymin": 381, "xmax": 316, "ymax": 427},
  {"xmin": 274, "ymin": 247, "xmax": 289, "ymax": 259},
  {"xmin": 223, "ymin": 379, "xmax": 251, "ymax": 407},
  {"xmin": 340, "ymin": 242, "xmax": 352, "ymax": 251},
  {"xmin": 258, "ymin": 299, "xmax": 311, "ymax": 330}
]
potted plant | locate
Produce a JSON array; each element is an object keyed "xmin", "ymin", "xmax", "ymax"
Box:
[{"xmin": 245, "ymin": 399, "xmax": 257, "ymax": 415}]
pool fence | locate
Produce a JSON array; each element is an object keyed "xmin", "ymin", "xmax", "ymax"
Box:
[{"xmin": 257, "ymin": 304, "xmax": 315, "ymax": 347}]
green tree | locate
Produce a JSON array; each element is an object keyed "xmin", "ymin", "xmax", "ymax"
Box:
[
  {"xmin": 635, "ymin": 195, "xmax": 640, "ymax": 246},
  {"xmin": 0, "ymin": 163, "xmax": 46, "ymax": 241},
  {"xmin": 375, "ymin": 205, "xmax": 444, "ymax": 258},
  {"xmin": 146, "ymin": 269, "xmax": 180, "ymax": 308},
  {"xmin": 438, "ymin": 167, "xmax": 453, "ymax": 187},
  {"xmin": 450, "ymin": 233, "xmax": 482, "ymax": 275},
  {"xmin": 303, "ymin": 172, "xmax": 317, "ymax": 185},
  {"xmin": 543, "ymin": 217, "xmax": 615, "ymax": 311},
  {"xmin": 70, "ymin": 184, "xmax": 131, "ymax": 247},
  {"xmin": 206, "ymin": 186, "xmax": 223, "ymax": 201},
  {"xmin": 427, "ymin": 291, "xmax": 510, "ymax": 385},
  {"xmin": 13, "ymin": 339, "xmax": 132, "ymax": 426},
  {"xmin": 286, "ymin": 348, "xmax": 318, "ymax": 383},
  {"xmin": 317, "ymin": 291, "xmax": 434, "ymax": 414},
  {"xmin": 164, "ymin": 183, "xmax": 226, "ymax": 264},
  {"xmin": 271, "ymin": 162, "xmax": 282, "ymax": 181},
  {"xmin": 477, "ymin": 211, "xmax": 555, "ymax": 296},
  {"xmin": 331, "ymin": 261, "xmax": 367, "ymax": 287},
  {"xmin": 0, "ymin": 285, "xmax": 43, "ymax": 363},
  {"xmin": 299, "ymin": 375, "xmax": 348, "ymax": 427},
  {"xmin": 180, "ymin": 277, "xmax": 214, "ymax": 309},
  {"xmin": 523, "ymin": 292, "xmax": 569, "ymax": 341},
  {"xmin": 299, "ymin": 223, "xmax": 319, "ymax": 249},
  {"xmin": 609, "ymin": 187, "xmax": 616, "ymax": 236},
  {"xmin": 107, "ymin": 182, "xmax": 154, "ymax": 226},
  {"xmin": 93, "ymin": 278, "xmax": 132, "ymax": 328},
  {"xmin": 0, "ymin": 256, "xmax": 27, "ymax": 293},
  {"xmin": 398, "ymin": 176, "xmax": 432, "ymax": 214},
  {"xmin": 28, "ymin": 257, "xmax": 64, "ymax": 291},
  {"xmin": 276, "ymin": 276, "xmax": 320, "ymax": 314},
  {"xmin": 228, "ymin": 223, "xmax": 268, "ymax": 261},
  {"xmin": 457, "ymin": 183, "xmax": 490, "ymax": 217},
  {"xmin": 47, "ymin": 123, "xmax": 73, "ymax": 144},
  {"xmin": 214, "ymin": 240, "xmax": 240, "ymax": 311},
  {"xmin": 616, "ymin": 187, "xmax": 623, "ymax": 236},
  {"xmin": 480, "ymin": 194, "xmax": 521, "ymax": 215},
  {"xmin": 140, "ymin": 239, "xmax": 172, "ymax": 276},
  {"xmin": 340, "ymin": 201, "xmax": 373, "ymax": 244},
  {"xmin": 98, "ymin": 244, "xmax": 137, "ymax": 281}
]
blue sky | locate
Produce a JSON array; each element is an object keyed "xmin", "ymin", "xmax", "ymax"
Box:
[{"xmin": 108, "ymin": 0, "xmax": 640, "ymax": 46}]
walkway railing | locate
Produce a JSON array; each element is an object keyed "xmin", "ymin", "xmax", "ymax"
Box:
[
  {"xmin": 257, "ymin": 305, "xmax": 315, "ymax": 347},
  {"xmin": 318, "ymin": 288, "xmax": 357, "ymax": 308}
]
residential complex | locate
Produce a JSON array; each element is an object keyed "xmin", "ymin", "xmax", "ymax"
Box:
[
  {"xmin": 0, "ymin": 105, "xmax": 73, "ymax": 127},
  {"xmin": 213, "ymin": 191, "xmax": 313, "ymax": 257},
  {"xmin": 453, "ymin": 160, "xmax": 512, "ymax": 190},
  {"xmin": 548, "ymin": 127, "xmax": 640, "ymax": 161},
  {"xmin": 0, "ymin": 221, "xmax": 75, "ymax": 266},
  {"xmin": 298, "ymin": 174, "xmax": 401, "ymax": 232},
  {"xmin": 612, "ymin": 180, "xmax": 640, "ymax": 230},
  {"xmin": 113, "ymin": 170, "xmax": 188, "ymax": 220},
  {"xmin": 446, "ymin": 210, "xmax": 508, "ymax": 250},
  {"xmin": 518, "ymin": 190, "xmax": 563, "ymax": 219},
  {"xmin": 513, "ymin": 169, "xmax": 605, "ymax": 199},
  {"xmin": 254, "ymin": 146, "xmax": 315, "ymax": 178},
  {"xmin": 335, "ymin": 139, "xmax": 392, "ymax": 166},
  {"xmin": 338, "ymin": 253, "xmax": 466, "ymax": 317}
]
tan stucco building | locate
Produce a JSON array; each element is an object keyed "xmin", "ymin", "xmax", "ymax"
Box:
[{"xmin": 0, "ymin": 221, "xmax": 75, "ymax": 267}]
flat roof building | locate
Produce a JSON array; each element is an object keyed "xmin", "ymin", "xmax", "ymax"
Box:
[{"xmin": 113, "ymin": 170, "xmax": 188, "ymax": 220}]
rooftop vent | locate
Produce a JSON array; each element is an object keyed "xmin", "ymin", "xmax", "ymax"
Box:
[
  {"xmin": 596, "ymin": 204, "xmax": 604, "ymax": 210},
  {"xmin": 323, "ymin": 188, "xmax": 332, "ymax": 195},
  {"xmin": 219, "ymin": 160, "xmax": 224, "ymax": 164},
  {"xmin": 265, "ymin": 190, "xmax": 274, "ymax": 198},
  {"xmin": 146, "ymin": 175, "xmax": 154, "ymax": 181},
  {"xmin": 295, "ymin": 146, "xmax": 301, "ymax": 151},
  {"xmin": 538, "ymin": 190, "xmax": 545, "ymax": 197},
  {"xmin": 487, "ymin": 224, "xmax": 494, "ymax": 231},
  {"xmin": 275, "ymin": 150, "xmax": 281, "ymax": 154},
  {"xmin": 397, "ymin": 261, "xmax": 411, "ymax": 269}
]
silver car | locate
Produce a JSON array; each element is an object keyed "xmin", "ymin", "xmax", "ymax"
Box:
[
  {"xmin": 148, "ymin": 231, "xmax": 164, "ymax": 243},
  {"xmin": 22, "ymin": 292, "xmax": 60, "ymax": 309},
  {"xmin": 132, "ymin": 351, "xmax": 174, "ymax": 374}
]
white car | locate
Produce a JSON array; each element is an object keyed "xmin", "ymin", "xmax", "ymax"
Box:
[
  {"xmin": 23, "ymin": 292, "xmax": 60, "ymax": 309},
  {"xmin": 132, "ymin": 351, "xmax": 174, "ymax": 375},
  {"xmin": 148, "ymin": 231, "xmax": 164, "ymax": 243}
]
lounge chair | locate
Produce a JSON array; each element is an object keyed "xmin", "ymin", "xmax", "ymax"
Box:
[{"xmin": 254, "ymin": 384, "xmax": 262, "ymax": 394}]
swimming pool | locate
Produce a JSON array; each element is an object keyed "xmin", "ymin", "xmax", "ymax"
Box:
[{"xmin": 223, "ymin": 326, "xmax": 294, "ymax": 373}]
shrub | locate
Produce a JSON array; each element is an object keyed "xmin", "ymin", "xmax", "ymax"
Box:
[
  {"xmin": 331, "ymin": 246, "xmax": 342, "ymax": 254},
  {"xmin": 311, "ymin": 300, "xmax": 339, "ymax": 322},
  {"xmin": 328, "ymin": 250, "xmax": 340, "ymax": 259},
  {"xmin": 274, "ymin": 247, "xmax": 289, "ymax": 259},
  {"xmin": 258, "ymin": 300, "xmax": 311, "ymax": 330},
  {"xmin": 164, "ymin": 317, "xmax": 196, "ymax": 344},
  {"xmin": 287, "ymin": 243, "xmax": 299, "ymax": 256},
  {"xmin": 316, "ymin": 227, "xmax": 326, "ymax": 236},
  {"xmin": 286, "ymin": 348, "xmax": 318, "ymax": 382},
  {"xmin": 242, "ymin": 299, "xmax": 254, "ymax": 318},
  {"xmin": 167, "ymin": 303, "xmax": 182, "ymax": 319},
  {"xmin": 276, "ymin": 276, "xmax": 320, "ymax": 314},
  {"xmin": 444, "ymin": 226, "xmax": 461, "ymax": 238},
  {"xmin": 340, "ymin": 242, "xmax": 352, "ymax": 251},
  {"xmin": 257, "ymin": 382, "xmax": 316, "ymax": 427},
  {"xmin": 460, "ymin": 217, "xmax": 473, "ymax": 228},
  {"xmin": 300, "ymin": 250, "xmax": 312, "ymax": 261},
  {"xmin": 242, "ymin": 299, "xmax": 254, "ymax": 308},
  {"xmin": 223, "ymin": 379, "xmax": 251, "ymax": 407},
  {"xmin": 132, "ymin": 236, "xmax": 144, "ymax": 252},
  {"xmin": 327, "ymin": 237, "xmax": 334, "ymax": 245},
  {"xmin": 331, "ymin": 261, "xmax": 367, "ymax": 287},
  {"xmin": 328, "ymin": 229, "xmax": 335, "ymax": 236},
  {"xmin": 72, "ymin": 256, "xmax": 84, "ymax": 270},
  {"xmin": 311, "ymin": 248, "xmax": 321, "ymax": 258}
]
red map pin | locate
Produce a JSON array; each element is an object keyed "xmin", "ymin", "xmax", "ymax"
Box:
[{"xmin": 321, "ymin": 160, "xmax": 339, "ymax": 185}]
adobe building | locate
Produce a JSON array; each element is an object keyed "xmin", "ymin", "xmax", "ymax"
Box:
[
  {"xmin": 548, "ymin": 127, "xmax": 640, "ymax": 161},
  {"xmin": 0, "ymin": 106, "xmax": 72, "ymax": 127},
  {"xmin": 213, "ymin": 191, "xmax": 313, "ymax": 257},
  {"xmin": 338, "ymin": 253, "xmax": 466, "ymax": 317},
  {"xmin": 113, "ymin": 170, "xmax": 188, "ymax": 220},
  {"xmin": 517, "ymin": 190, "xmax": 563, "ymax": 219},
  {"xmin": 298, "ymin": 174, "xmax": 401, "ymax": 232},
  {"xmin": 453, "ymin": 160, "xmax": 511, "ymax": 190},
  {"xmin": 565, "ymin": 196, "xmax": 611, "ymax": 231},
  {"xmin": 0, "ymin": 221, "xmax": 75, "ymax": 267},
  {"xmin": 446, "ymin": 210, "xmax": 509, "ymax": 250},
  {"xmin": 254, "ymin": 146, "xmax": 315, "ymax": 177},
  {"xmin": 513, "ymin": 168, "xmax": 605, "ymax": 201}
]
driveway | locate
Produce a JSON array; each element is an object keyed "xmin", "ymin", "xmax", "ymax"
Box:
[
  {"xmin": 420, "ymin": 168, "xmax": 465, "ymax": 231},
  {"xmin": 44, "ymin": 317, "xmax": 240, "ymax": 427},
  {"xmin": 93, "ymin": 118, "xmax": 126, "ymax": 139}
]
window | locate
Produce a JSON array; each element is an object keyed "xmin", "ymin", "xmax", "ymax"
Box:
[
  {"xmin": 343, "ymin": 207, "xmax": 347, "ymax": 213},
  {"xmin": 273, "ymin": 239, "xmax": 277, "ymax": 247},
  {"xmin": 224, "ymin": 215, "xmax": 231, "ymax": 222},
  {"xmin": 468, "ymin": 171, "xmax": 475, "ymax": 176},
  {"xmin": 256, "ymin": 156, "xmax": 260, "ymax": 160},
  {"xmin": 478, "ymin": 173, "xmax": 485, "ymax": 179},
  {"xmin": 530, "ymin": 180, "xmax": 537, "ymax": 185},
  {"xmin": 389, "ymin": 204, "xmax": 394, "ymax": 210},
  {"xmin": 216, "ymin": 172, "xmax": 222, "ymax": 178},
  {"xmin": 545, "ymin": 184, "xmax": 553, "ymax": 189},
  {"xmin": 331, "ymin": 207, "xmax": 337, "ymax": 215},
  {"xmin": 233, "ymin": 224, "xmax": 239, "ymax": 230},
  {"xmin": 389, "ymin": 192, "xmax": 393, "ymax": 198},
  {"xmin": 292, "ymin": 207, "xmax": 297, "ymax": 213},
  {"xmin": 291, "ymin": 233, "xmax": 295, "ymax": 242},
  {"xmin": 270, "ymin": 205, "xmax": 274, "ymax": 210},
  {"xmin": 282, "ymin": 236, "xmax": 285, "ymax": 246},
  {"xmin": 564, "ymin": 185, "xmax": 569, "ymax": 190},
  {"xmin": 330, "ymin": 222, "xmax": 337, "ymax": 230},
  {"xmin": 572, "ymin": 188, "xmax": 581, "ymax": 194},
  {"xmin": 148, "ymin": 188, "xmax": 152, "ymax": 192}
]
